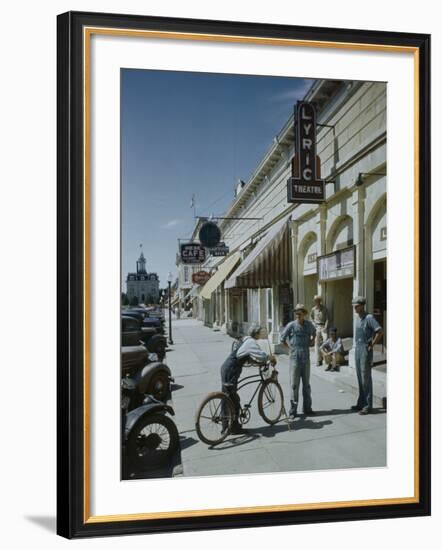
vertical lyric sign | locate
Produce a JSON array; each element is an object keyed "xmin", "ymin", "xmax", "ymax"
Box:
[{"xmin": 287, "ymin": 101, "xmax": 325, "ymax": 203}]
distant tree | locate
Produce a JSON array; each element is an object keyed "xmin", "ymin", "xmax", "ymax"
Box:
[
  {"xmin": 130, "ymin": 295, "xmax": 139, "ymax": 306},
  {"xmin": 121, "ymin": 293, "xmax": 129, "ymax": 306}
]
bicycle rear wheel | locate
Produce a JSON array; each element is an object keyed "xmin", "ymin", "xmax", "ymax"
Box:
[
  {"xmin": 258, "ymin": 379, "xmax": 284, "ymax": 425},
  {"xmin": 195, "ymin": 392, "xmax": 234, "ymax": 445}
]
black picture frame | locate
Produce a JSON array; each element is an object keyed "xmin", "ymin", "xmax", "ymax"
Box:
[{"xmin": 57, "ymin": 10, "xmax": 431, "ymax": 539}]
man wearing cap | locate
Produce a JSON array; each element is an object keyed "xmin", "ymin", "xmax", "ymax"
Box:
[
  {"xmin": 311, "ymin": 295, "xmax": 329, "ymax": 367},
  {"xmin": 351, "ymin": 296, "xmax": 384, "ymax": 415},
  {"xmin": 280, "ymin": 304, "xmax": 316, "ymax": 418},
  {"xmin": 320, "ymin": 327, "xmax": 345, "ymax": 372}
]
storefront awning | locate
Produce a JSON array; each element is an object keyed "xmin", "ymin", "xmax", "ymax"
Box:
[
  {"xmin": 224, "ymin": 216, "xmax": 291, "ymax": 289},
  {"xmin": 200, "ymin": 252, "xmax": 241, "ymax": 300},
  {"xmin": 187, "ymin": 285, "xmax": 201, "ymax": 298},
  {"xmin": 187, "ymin": 285, "xmax": 202, "ymax": 302}
]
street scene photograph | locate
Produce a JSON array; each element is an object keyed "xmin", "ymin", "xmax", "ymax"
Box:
[{"xmin": 120, "ymin": 68, "xmax": 387, "ymax": 481}]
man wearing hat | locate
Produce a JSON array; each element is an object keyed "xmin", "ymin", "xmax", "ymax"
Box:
[
  {"xmin": 280, "ymin": 304, "xmax": 316, "ymax": 418},
  {"xmin": 351, "ymin": 296, "xmax": 384, "ymax": 415},
  {"xmin": 311, "ymin": 295, "xmax": 329, "ymax": 367}
]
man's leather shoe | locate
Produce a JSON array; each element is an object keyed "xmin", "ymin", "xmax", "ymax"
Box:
[
  {"xmin": 303, "ymin": 409, "xmax": 315, "ymax": 416},
  {"xmin": 358, "ymin": 408, "xmax": 370, "ymax": 415},
  {"xmin": 351, "ymin": 405, "xmax": 362, "ymax": 411},
  {"xmin": 230, "ymin": 424, "xmax": 248, "ymax": 434}
]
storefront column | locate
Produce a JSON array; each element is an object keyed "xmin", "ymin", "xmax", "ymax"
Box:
[
  {"xmin": 317, "ymin": 205, "xmax": 327, "ymax": 299},
  {"xmin": 213, "ymin": 287, "xmax": 221, "ymax": 331},
  {"xmin": 221, "ymin": 286, "xmax": 229, "ymax": 333},
  {"xmin": 352, "ymin": 186, "xmax": 366, "ymax": 298},
  {"xmin": 290, "ymin": 221, "xmax": 299, "ymax": 303},
  {"xmin": 269, "ymin": 284, "xmax": 282, "ymax": 352},
  {"xmin": 349, "ymin": 186, "xmax": 366, "ymax": 366}
]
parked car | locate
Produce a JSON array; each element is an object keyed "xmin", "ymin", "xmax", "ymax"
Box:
[
  {"xmin": 121, "ymin": 310, "xmax": 145, "ymax": 323},
  {"xmin": 121, "ymin": 344, "xmax": 172, "ymax": 401},
  {"xmin": 121, "ymin": 315, "xmax": 166, "ymax": 358},
  {"xmin": 142, "ymin": 316, "xmax": 164, "ymax": 335},
  {"xmin": 121, "ymin": 376, "xmax": 178, "ymax": 470}
]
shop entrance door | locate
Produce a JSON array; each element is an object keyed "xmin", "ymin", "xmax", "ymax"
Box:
[
  {"xmin": 303, "ymin": 274, "xmax": 318, "ymax": 313},
  {"xmin": 326, "ymin": 278, "xmax": 353, "ymax": 337}
]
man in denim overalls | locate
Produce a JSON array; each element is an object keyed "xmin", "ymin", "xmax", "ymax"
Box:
[
  {"xmin": 280, "ymin": 304, "xmax": 316, "ymax": 418},
  {"xmin": 351, "ymin": 296, "xmax": 384, "ymax": 415}
]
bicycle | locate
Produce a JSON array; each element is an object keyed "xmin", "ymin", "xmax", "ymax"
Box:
[{"xmin": 195, "ymin": 361, "xmax": 284, "ymax": 445}]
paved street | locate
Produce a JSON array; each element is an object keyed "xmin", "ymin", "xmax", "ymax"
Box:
[{"xmin": 165, "ymin": 318, "xmax": 386, "ymax": 478}]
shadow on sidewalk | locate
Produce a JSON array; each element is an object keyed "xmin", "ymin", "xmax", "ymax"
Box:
[
  {"xmin": 300, "ymin": 407, "xmax": 386, "ymax": 418},
  {"xmin": 291, "ymin": 418, "xmax": 333, "ymax": 431},
  {"xmin": 209, "ymin": 420, "xmax": 334, "ymax": 449},
  {"xmin": 209, "ymin": 432, "xmax": 260, "ymax": 450},
  {"xmin": 179, "ymin": 435, "xmax": 199, "ymax": 451}
]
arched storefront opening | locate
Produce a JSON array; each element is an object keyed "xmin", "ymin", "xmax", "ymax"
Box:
[
  {"xmin": 322, "ymin": 215, "xmax": 354, "ymax": 337},
  {"xmin": 297, "ymin": 231, "xmax": 318, "ymax": 309}
]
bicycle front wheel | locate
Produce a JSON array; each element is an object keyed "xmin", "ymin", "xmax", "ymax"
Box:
[
  {"xmin": 195, "ymin": 392, "xmax": 234, "ymax": 445},
  {"xmin": 258, "ymin": 379, "xmax": 284, "ymax": 425}
]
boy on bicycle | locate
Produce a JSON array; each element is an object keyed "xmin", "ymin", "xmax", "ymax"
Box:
[{"xmin": 221, "ymin": 323, "xmax": 277, "ymax": 434}]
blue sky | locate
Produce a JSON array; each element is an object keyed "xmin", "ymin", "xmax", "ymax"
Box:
[{"xmin": 121, "ymin": 69, "xmax": 313, "ymax": 289}]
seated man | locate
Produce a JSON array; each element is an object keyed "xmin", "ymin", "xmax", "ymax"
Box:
[
  {"xmin": 320, "ymin": 327, "xmax": 345, "ymax": 372},
  {"xmin": 221, "ymin": 323, "xmax": 276, "ymax": 434}
]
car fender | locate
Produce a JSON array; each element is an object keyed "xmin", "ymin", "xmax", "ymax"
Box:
[
  {"xmin": 136, "ymin": 362, "xmax": 172, "ymax": 394},
  {"xmin": 124, "ymin": 402, "xmax": 175, "ymax": 439}
]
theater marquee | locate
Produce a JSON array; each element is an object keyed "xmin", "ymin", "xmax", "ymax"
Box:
[{"xmin": 287, "ymin": 101, "xmax": 325, "ymax": 204}]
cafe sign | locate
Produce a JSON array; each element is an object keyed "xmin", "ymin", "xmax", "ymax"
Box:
[
  {"xmin": 318, "ymin": 246, "xmax": 355, "ymax": 282},
  {"xmin": 180, "ymin": 243, "xmax": 206, "ymax": 264},
  {"xmin": 287, "ymin": 101, "xmax": 325, "ymax": 204}
]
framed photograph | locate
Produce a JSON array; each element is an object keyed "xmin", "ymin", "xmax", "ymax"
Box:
[{"xmin": 57, "ymin": 11, "xmax": 431, "ymax": 538}]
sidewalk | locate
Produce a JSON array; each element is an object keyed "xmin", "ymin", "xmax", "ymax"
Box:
[{"xmin": 165, "ymin": 318, "xmax": 386, "ymax": 479}]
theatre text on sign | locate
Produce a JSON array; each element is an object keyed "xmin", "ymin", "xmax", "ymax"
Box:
[{"xmin": 287, "ymin": 101, "xmax": 325, "ymax": 204}]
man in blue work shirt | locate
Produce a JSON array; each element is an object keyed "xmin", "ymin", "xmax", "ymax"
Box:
[
  {"xmin": 280, "ymin": 304, "xmax": 316, "ymax": 418},
  {"xmin": 351, "ymin": 296, "xmax": 384, "ymax": 415}
]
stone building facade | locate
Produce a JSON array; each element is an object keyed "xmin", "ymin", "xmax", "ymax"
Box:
[
  {"xmin": 191, "ymin": 79, "xmax": 387, "ymax": 353},
  {"xmin": 126, "ymin": 250, "xmax": 160, "ymax": 304}
]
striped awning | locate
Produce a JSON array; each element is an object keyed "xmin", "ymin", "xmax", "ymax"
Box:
[
  {"xmin": 200, "ymin": 252, "xmax": 241, "ymax": 300},
  {"xmin": 224, "ymin": 216, "xmax": 291, "ymax": 289}
]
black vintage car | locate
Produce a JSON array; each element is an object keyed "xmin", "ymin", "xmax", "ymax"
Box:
[
  {"xmin": 121, "ymin": 315, "xmax": 165, "ymax": 355},
  {"xmin": 142, "ymin": 316, "xmax": 164, "ymax": 334},
  {"xmin": 121, "ymin": 345, "xmax": 172, "ymax": 402},
  {"xmin": 121, "ymin": 316, "xmax": 171, "ymax": 401}
]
